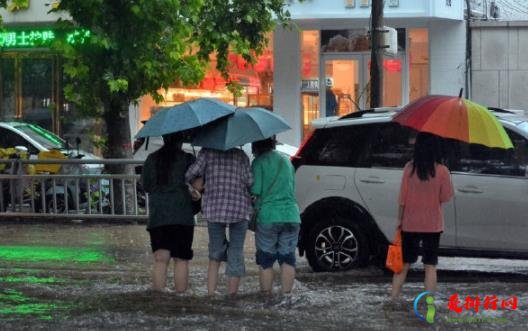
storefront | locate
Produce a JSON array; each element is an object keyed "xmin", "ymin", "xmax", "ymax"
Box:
[
  {"xmin": 0, "ymin": 3, "xmax": 98, "ymax": 151},
  {"xmin": 273, "ymin": 0, "xmax": 468, "ymax": 146},
  {"xmin": 129, "ymin": 0, "xmax": 469, "ymax": 147},
  {"xmin": 134, "ymin": 37, "xmax": 275, "ymax": 126},
  {"xmin": 3, "ymin": 0, "xmax": 469, "ymax": 150}
]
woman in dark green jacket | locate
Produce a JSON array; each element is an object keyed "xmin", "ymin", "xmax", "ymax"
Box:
[{"xmin": 141, "ymin": 132, "xmax": 197, "ymax": 292}]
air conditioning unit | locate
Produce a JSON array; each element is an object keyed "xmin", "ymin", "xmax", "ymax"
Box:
[{"xmin": 383, "ymin": 26, "xmax": 397, "ymax": 56}]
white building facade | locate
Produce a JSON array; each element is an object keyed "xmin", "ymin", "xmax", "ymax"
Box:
[{"xmin": 275, "ymin": 0, "xmax": 468, "ymax": 146}]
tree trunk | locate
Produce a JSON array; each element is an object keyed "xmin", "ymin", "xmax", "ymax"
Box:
[{"xmin": 103, "ymin": 98, "xmax": 135, "ymax": 215}]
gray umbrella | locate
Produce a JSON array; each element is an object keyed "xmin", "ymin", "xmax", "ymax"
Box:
[{"xmin": 135, "ymin": 98, "xmax": 235, "ymax": 138}]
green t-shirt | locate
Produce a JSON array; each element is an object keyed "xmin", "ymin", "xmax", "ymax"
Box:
[{"xmin": 251, "ymin": 150, "xmax": 300, "ymax": 224}]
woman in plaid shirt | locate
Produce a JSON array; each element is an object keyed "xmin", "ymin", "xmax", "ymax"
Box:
[{"xmin": 185, "ymin": 147, "xmax": 253, "ymax": 297}]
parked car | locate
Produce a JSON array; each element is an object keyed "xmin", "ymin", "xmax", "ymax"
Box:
[
  {"xmin": 292, "ymin": 108, "xmax": 528, "ymax": 272},
  {"xmin": 0, "ymin": 122, "xmax": 106, "ymax": 213},
  {"xmin": 0, "ymin": 122, "xmax": 102, "ymax": 174}
]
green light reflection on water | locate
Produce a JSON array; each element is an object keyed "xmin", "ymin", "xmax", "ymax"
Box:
[
  {"xmin": 0, "ymin": 276, "xmax": 58, "ymax": 284},
  {"xmin": 0, "ymin": 246, "xmax": 114, "ymax": 263},
  {"xmin": 0, "ymin": 289, "xmax": 70, "ymax": 321}
]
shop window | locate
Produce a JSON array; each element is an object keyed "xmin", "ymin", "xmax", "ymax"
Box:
[
  {"xmin": 140, "ymin": 34, "xmax": 275, "ymax": 124},
  {"xmin": 321, "ymin": 30, "xmax": 370, "ymax": 52},
  {"xmin": 60, "ymin": 70, "xmax": 102, "ymax": 154},
  {"xmin": 0, "ymin": 57, "xmax": 16, "ymax": 121},
  {"xmin": 300, "ymin": 30, "xmax": 320, "ymax": 139},
  {"xmin": 21, "ymin": 58, "xmax": 53, "ymax": 130},
  {"xmin": 1, "ymin": 55, "xmax": 58, "ymax": 132},
  {"xmin": 408, "ymin": 28, "xmax": 429, "ymax": 102}
]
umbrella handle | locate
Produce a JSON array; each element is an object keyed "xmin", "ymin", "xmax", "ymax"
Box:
[{"xmin": 458, "ymin": 88, "xmax": 463, "ymax": 98}]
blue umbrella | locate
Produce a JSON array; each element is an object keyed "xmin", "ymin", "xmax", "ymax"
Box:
[
  {"xmin": 135, "ymin": 98, "xmax": 235, "ymax": 138},
  {"xmin": 192, "ymin": 107, "xmax": 291, "ymax": 151}
]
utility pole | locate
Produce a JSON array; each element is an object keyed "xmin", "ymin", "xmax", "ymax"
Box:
[{"xmin": 370, "ymin": 0, "xmax": 384, "ymax": 108}]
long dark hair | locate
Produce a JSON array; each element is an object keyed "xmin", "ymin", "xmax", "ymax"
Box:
[
  {"xmin": 155, "ymin": 133, "xmax": 184, "ymax": 185},
  {"xmin": 251, "ymin": 137, "xmax": 276, "ymax": 157},
  {"xmin": 411, "ymin": 132, "xmax": 439, "ymax": 181}
]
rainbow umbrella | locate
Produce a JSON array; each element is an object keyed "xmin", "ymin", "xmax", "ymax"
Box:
[{"xmin": 393, "ymin": 95, "xmax": 513, "ymax": 149}]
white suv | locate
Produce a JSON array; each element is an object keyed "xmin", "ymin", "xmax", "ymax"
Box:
[{"xmin": 293, "ymin": 108, "xmax": 528, "ymax": 272}]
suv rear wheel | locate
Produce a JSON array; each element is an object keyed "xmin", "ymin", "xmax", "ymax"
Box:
[{"xmin": 305, "ymin": 218, "xmax": 369, "ymax": 272}]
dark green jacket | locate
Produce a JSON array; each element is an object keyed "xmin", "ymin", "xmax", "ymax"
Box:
[{"xmin": 142, "ymin": 149, "xmax": 195, "ymax": 229}]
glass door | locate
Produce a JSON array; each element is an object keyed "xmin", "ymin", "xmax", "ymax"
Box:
[
  {"xmin": 319, "ymin": 54, "xmax": 366, "ymax": 118},
  {"xmin": 0, "ymin": 57, "xmax": 16, "ymax": 121}
]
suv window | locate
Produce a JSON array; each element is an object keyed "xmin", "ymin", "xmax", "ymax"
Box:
[
  {"xmin": 455, "ymin": 128, "xmax": 528, "ymax": 177},
  {"xmin": 367, "ymin": 123, "xmax": 415, "ymax": 168},
  {"xmin": 300, "ymin": 125, "xmax": 371, "ymax": 167}
]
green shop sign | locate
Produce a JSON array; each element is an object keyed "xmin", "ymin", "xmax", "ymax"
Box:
[{"xmin": 0, "ymin": 28, "xmax": 91, "ymax": 49}]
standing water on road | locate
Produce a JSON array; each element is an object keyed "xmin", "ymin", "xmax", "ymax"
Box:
[{"xmin": 1, "ymin": 222, "xmax": 527, "ymax": 330}]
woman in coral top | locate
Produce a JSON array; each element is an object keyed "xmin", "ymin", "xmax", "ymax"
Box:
[{"xmin": 391, "ymin": 132, "xmax": 454, "ymax": 301}]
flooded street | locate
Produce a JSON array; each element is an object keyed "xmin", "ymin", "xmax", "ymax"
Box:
[{"xmin": 1, "ymin": 221, "xmax": 527, "ymax": 330}]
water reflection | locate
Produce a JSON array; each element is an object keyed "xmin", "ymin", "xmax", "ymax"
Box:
[
  {"xmin": 0, "ymin": 245, "xmax": 114, "ymax": 263},
  {"xmin": 0, "ymin": 289, "xmax": 68, "ymax": 321},
  {"xmin": 0, "ymin": 223, "xmax": 526, "ymax": 330},
  {"xmin": 0, "ymin": 276, "xmax": 59, "ymax": 284}
]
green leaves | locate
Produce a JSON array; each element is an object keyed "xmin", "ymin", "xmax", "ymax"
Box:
[
  {"xmin": 51, "ymin": 0, "xmax": 291, "ymax": 137},
  {"xmin": 107, "ymin": 78, "xmax": 129, "ymax": 93}
]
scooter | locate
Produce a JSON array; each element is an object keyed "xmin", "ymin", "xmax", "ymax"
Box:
[{"xmin": 39, "ymin": 152, "xmax": 111, "ymax": 214}]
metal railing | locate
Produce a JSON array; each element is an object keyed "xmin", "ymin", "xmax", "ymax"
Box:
[{"xmin": 0, "ymin": 158, "xmax": 149, "ymax": 220}]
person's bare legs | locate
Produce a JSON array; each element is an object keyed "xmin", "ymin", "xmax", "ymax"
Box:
[
  {"xmin": 207, "ymin": 260, "xmax": 221, "ymax": 296},
  {"xmin": 390, "ymin": 263, "xmax": 411, "ymax": 300},
  {"xmin": 228, "ymin": 276, "xmax": 240, "ymax": 296},
  {"xmin": 280, "ymin": 263, "xmax": 295, "ymax": 294},
  {"xmin": 173, "ymin": 258, "xmax": 189, "ymax": 293},
  {"xmin": 424, "ymin": 264, "xmax": 437, "ymax": 293},
  {"xmin": 259, "ymin": 267, "xmax": 274, "ymax": 294},
  {"xmin": 152, "ymin": 249, "xmax": 171, "ymax": 290}
]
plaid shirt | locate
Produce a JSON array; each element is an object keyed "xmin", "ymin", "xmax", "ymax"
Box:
[{"xmin": 185, "ymin": 148, "xmax": 253, "ymax": 223}]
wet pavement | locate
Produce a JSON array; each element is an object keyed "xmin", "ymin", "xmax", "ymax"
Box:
[{"xmin": 1, "ymin": 221, "xmax": 527, "ymax": 330}]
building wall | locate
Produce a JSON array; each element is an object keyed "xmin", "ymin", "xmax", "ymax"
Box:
[
  {"xmin": 286, "ymin": 0, "xmax": 464, "ymax": 20},
  {"xmin": 429, "ymin": 20, "xmax": 467, "ymax": 96},
  {"xmin": 273, "ymin": 26, "xmax": 302, "ymax": 146},
  {"xmin": 471, "ymin": 21, "xmax": 528, "ymax": 111},
  {"xmin": 274, "ymin": 20, "xmax": 468, "ymax": 147}
]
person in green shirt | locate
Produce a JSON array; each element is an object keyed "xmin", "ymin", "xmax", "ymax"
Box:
[
  {"xmin": 251, "ymin": 137, "xmax": 301, "ymax": 296},
  {"xmin": 141, "ymin": 132, "xmax": 198, "ymax": 292}
]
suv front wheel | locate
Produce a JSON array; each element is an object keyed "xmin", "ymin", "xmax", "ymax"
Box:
[{"xmin": 305, "ymin": 218, "xmax": 369, "ymax": 272}]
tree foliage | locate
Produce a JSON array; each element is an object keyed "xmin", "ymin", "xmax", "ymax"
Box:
[{"xmin": 52, "ymin": 0, "xmax": 292, "ymax": 122}]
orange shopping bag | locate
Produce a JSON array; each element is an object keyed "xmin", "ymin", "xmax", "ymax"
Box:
[{"xmin": 385, "ymin": 230, "xmax": 403, "ymax": 273}]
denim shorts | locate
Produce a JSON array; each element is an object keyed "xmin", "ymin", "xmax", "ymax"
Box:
[
  {"xmin": 255, "ymin": 223, "xmax": 300, "ymax": 269},
  {"xmin": 207, "ymin": 220, "xmax": 248, "ymax": 277}
]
